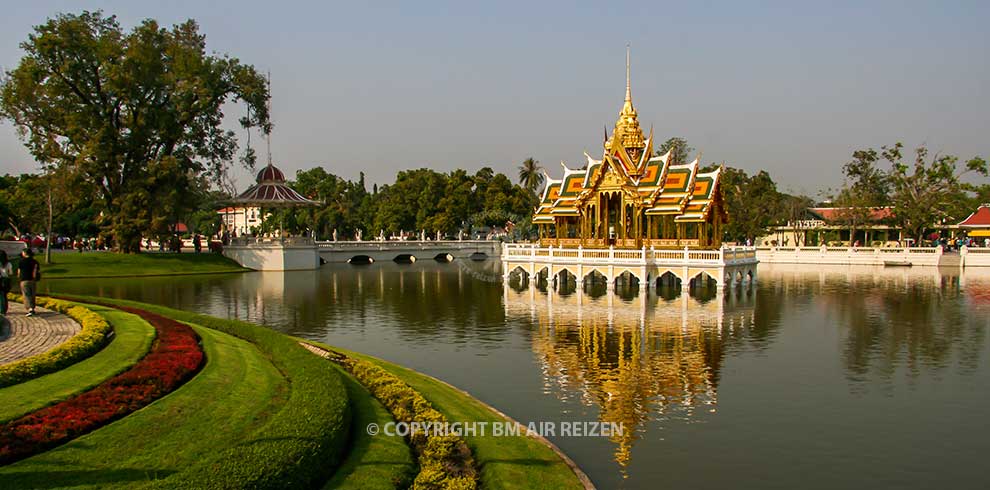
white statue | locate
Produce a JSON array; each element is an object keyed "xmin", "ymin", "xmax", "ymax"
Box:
[
  {"xmin": 420, "ymin": 230, "xmax": 426, "ymax": 241},
  {"xmin": 436, "ymin": 230, "xmax": 441, "ymax": 241},
  {"xmin": 332, "ymin": 229, "xmax": 338, "ymax": 242},
  {"xmin": 356, "ymin": 229, "xmax": 363, "ymax": 241},
  {"xmin": 457, "ymin": 229, "xmax": 463, "ymax": 241}
]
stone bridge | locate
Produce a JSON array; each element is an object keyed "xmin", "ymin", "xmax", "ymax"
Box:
[{"xmin": 316, "ymin": 240, "xmax": 501, "ymax": 263}]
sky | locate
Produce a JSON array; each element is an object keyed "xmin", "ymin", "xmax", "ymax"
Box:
[{"xmin": 1, "ymin": 0, "xmax": 988, "ymax": 197}]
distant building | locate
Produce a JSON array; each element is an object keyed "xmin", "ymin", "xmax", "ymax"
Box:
[
  {"xmin": 216, "ymin": 206, "xmax": 262, "ymax": 236},
  {"xmin": 958, "ymin": 204, "xmax": 990, "ymax": 240},
  {"xmin": 765, "ymin": 207, "xmax": 901, "ymax": 246}
]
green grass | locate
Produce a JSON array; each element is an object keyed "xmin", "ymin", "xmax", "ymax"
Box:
[
  {"xmin": 27, "ymin": 252, "xmax": 247, "ymax": 279},
  {"xmin": 0, "ymin": 305, "xmax": 155, "ymax": 423},
  {"xmin": 0, "ymin": 325, "xmax": 288, "ymax": 489},
  {"xmin": 309, "ymin": 342, "xmax": 587, "ymax": 490},
  {"xmin": 323, "ymin": 364, "xmax": 416, "ymax": 490},
  {"xmin": 51, "ymin": 295, "xmax": 352, "ymax": 489}
]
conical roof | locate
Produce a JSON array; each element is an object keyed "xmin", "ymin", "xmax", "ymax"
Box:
[{"xmin": 234, "ymin": 164, "xmax": 319, "ymax": 207}]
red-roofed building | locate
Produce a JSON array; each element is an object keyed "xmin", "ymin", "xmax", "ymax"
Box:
[
  {"xmin": 765, "ymin": 206, "xmax": 903, "ymax": 247},
  {"xmin": 958, "ymin": 204, "xmax": 990, "ymax": 238},
  {"xmin": 808, "ymin": 207, "xmax": 895, "ymax": 223}
]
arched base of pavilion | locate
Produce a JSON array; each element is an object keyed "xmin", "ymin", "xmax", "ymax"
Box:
[
  {"xmin": 223, "ymin": 237, "xmax": 321, "ymax": 271},
  {"xmin": 502, "ymin": 245, "xmax": 758, "ymax": 292}
]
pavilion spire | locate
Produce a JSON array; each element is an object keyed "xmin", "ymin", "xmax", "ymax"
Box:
[
  {"xmin": 606, "ymin": 44, "xmax": 646, "ymax": 156},
  {"xmin": 625, "ymin": 43, "xmax": 632, "ymax": 106},
  {"xmin": 265, "ymin": 71, "xmax": 273, "ymax": 168}
]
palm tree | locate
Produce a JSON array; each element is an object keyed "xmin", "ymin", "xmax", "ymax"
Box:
[{"xmin": 518, "ymin": 157, "xmax": 544, "ymax": 196}]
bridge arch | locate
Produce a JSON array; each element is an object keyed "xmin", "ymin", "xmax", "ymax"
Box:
[
  {"xmin": 393, "ymin": 254, "xmax": 417, "ymax": 264},
  {"xmin": 690, "ymin": 270, "xmax": 718, "ymax": 289},
  {"xmin": 583, "ymin": 268, "xmax": 608, "ymax": 286},
  {"xmin": 348, "ymin": 255, "xmax": 374, "ymax": 265},
  {"xmin": 507, "ymin": 265, "xmax": 529, "ymax": 280},
  {"xmin": 655, "ymin": 269, "xmax": 683, "ymax": 287},
  {"xmin": 614, "ymin": 268, "xmax": 641, "ymax": 288}
]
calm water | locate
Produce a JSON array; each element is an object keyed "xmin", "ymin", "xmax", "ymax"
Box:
[{"xmin": 41, "ymin": 260, "xmax": 990, "ymax": 489}]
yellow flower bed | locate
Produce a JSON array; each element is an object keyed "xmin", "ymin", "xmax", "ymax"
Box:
[
  {"xmin": 340, "ymin": 353, "xmax": 478, "ymax": 490},
  {"xmin": 0, "ymin": 294, "xmax": 114, "ymax": 388}
]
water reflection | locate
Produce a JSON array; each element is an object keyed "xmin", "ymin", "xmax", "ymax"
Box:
[
  {"xmin": 504, "ymin": 285, "xmax": 757, "ymax": 469},
  {"xmin": 36, "ymin": 261, "xmax": 990, "ymax": 489},
  {"xmin": 761, "ymin": 264, "xmax": 989, "ymax": 385}
]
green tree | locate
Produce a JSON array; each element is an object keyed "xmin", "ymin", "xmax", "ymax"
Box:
[
  {"xmin": 880, "ymin": 143, "xmax": 987, "ymax": 242},
  {"xmin": 706, "ymin": 164, "xmax": 790, "ymax": 243},
  {"xmin": 830, "ymin": 148, "xmax": 892, "ymax": 245},
  {"xmin": 517, "ymin": 157, "xmax": 543, "ymax": 196},
  {"xmin": 0, "ymin": 11, "xmax": 270, "ymax": 252},
  {"xmin": 655, "ymin": 137, "xmax": 694, "ymax": 166}
]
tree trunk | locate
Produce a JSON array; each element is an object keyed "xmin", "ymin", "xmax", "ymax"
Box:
[{"xmin": 45, "ymin": 187, "xmax": 53, "ymax": 264}]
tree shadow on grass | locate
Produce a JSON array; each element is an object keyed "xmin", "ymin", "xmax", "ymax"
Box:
[
  {"xmin": 322, "ymin": 368, "xmax": 416, "ymax": 489},
  {"xmin": 0, "ymin": 467, "xmax": 177, "ymax": 489}
]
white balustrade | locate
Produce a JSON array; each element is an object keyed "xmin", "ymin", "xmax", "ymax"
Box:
[{"xmin": 500, "ymin": 243, "xmax": 758, "ymax": 268}]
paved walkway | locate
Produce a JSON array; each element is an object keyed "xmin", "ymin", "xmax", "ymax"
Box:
[{"xmin": 0, "ymin": 302, "xmax": 82, "ymax": 365}]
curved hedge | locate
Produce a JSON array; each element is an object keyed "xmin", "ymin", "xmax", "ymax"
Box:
[
  {"xmin": 0, "ymin": 294, "xmax": 112, "ymax": 388},
  {"xmin": 319, "ymin": 347, "xmax": 477, "ymax": 490},
  {"xmin": 56, "ymin": 296, "xmax": 352, "ymax": 490}
]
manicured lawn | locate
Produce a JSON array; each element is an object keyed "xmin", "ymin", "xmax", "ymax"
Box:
[
  {"xmin": 0, "ymin": 325, "xmax": 287, "ymax": 489},
  {"xmin": 323, "ymin": 364, "xmax": 416, "ymax": 490},
  {"xmin": 28, "ymin": 252, "xmax": 247, "ymax": 279},
  {"xmin": 0, "ymin": 305, "xmax": 155, "ymax": 424},
  {"xmin": 309, "ymin": 342, "xmax": 588, "ymax": 490},
  {"xmin": 51, "ymin": 295, "xmax": 352, "ymax": 489}
]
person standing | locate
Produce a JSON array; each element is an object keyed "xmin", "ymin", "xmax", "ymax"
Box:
[
  {"xmin": 17, "ymin": 249, "xmax": 40, "ymax": 317},
  {"xmin": 0, "ymin": 250, "xmax": 12, "ymax": 316}
]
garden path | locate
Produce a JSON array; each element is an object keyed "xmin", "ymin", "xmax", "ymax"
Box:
[{"xmin": 0, "ymin": 303, "xmax": 81, "ymax": 365}]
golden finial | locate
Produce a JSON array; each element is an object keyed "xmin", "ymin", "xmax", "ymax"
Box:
[
  {"xmin": 625, "ymin": 43, "xmax": 631, "ymax": 105},
  {"xmin": 605, "ymin": 43, "xmax": 646, "ymax": 158}
]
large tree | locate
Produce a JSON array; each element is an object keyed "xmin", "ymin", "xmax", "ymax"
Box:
[
  {"xmin": 0, "ymin": 11, "xmax": 270, "ymax": 252},
  {"xmin": 706, "ymin": 164, "xmax": 799, "ymax": 243},
  {"xmin": 880, "ymin": 143, "xmax": 987, "ymax": 241},
  {"xmin": 831, "ymin": 148, "xmax": 892, "ymax": 245}
]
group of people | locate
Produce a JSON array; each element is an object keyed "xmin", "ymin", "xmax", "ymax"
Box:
[{"xmin": 0, "ymin": 248, "xmax": 41, "ymax": 318}]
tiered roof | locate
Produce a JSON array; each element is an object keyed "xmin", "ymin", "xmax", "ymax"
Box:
[
  {"xmin": 234, "ymin": 164, "xmax": 319, "ymax": 207},
  {"xmin": 533, "ymin": 53, "xmax": 725, "ymax": 225}
]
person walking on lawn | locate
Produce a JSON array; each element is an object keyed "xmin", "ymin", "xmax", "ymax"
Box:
[{"xmin": 17, "ymin": 249, "xmax": 40, "ymax": 317}]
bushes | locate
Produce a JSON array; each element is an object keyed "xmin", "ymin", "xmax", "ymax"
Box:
[
  {"xmin": 0, "ymin": 294, "xmax": 113, "ymax": 388},
  {"xmin": 56, "ymin": 296, "xmax": 352, "ymax": 490},
  {"xmin": 0, "ymin": 308, "xmax": 202, "ymax": 465},
  {"xmin": 334, "ymin": 350, "xmax": 478, "ymax": 490}
]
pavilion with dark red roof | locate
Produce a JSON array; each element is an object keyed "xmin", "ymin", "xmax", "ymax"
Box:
[
  {"xmin": 221, "ymin": 163, "xmax": 322, "ymax": 271},
  {"xmin": 234, "ymin": 164, "xmax": 318, "ymax": 207}
]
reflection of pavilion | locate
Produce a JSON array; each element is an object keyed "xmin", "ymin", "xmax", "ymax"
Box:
[{"xmin": 504, "ymin": 286, "xmax": 755, "ymax": 468}]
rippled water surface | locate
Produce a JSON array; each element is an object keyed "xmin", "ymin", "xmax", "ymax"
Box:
[{"xmin": 42, "ymin": 261, "xmax": 990, "ymax": 489}]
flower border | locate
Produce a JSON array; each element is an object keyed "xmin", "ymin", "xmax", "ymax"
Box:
[{"xmin": 0, "ymin": 304, "xmax": 204, "ymax": 465}]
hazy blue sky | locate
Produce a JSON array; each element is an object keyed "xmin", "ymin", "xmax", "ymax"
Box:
[{"xmin": 1, "ymin": 1, "xmax": 988, "ymax": 196}]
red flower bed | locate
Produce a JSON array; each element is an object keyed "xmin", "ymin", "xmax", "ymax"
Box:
[{"xmin": 0, "ymin": 307, "xmax": 204, "ymax": 465}]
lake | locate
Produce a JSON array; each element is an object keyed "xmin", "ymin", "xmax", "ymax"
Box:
[{"xmin": 41, "ymin": 260, "xmax": 990, "ymax": 490}]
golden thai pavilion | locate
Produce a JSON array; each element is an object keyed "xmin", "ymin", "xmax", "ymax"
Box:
[{"xmin": 533, "ymin": 54, "xmax": 727, "ymax": 250}]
